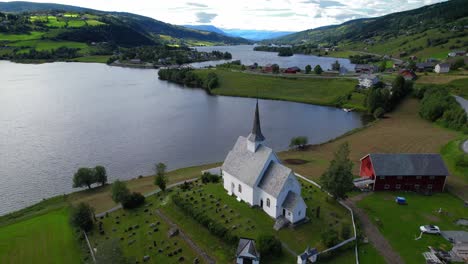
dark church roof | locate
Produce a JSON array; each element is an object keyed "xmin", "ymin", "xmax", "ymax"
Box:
[
  {"xmin": 368, "ymin": 154, "xmax": 449, "ymax": 177},
  {"xmin": 236, "ymin": 238, "xmax": 260, "ymax": 260},
  {"xmin": 248, "ymin": 101, "xmax": 265, "ymax": 142}
]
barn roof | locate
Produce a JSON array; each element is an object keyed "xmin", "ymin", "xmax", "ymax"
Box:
[
  {"xmin": 222, "ymin": 136, "xmax": 272, "ymax": 187},
  {"xmin": 236, "ymin": 238, "xmax": 260, "ymax": 259},
  {"xmin": 257, "ymin": 162, "xmax": 291, "ymax": 198},
  {"xmin": 368, "ymin": 154, "xmax": 449, "ymax": 176}
]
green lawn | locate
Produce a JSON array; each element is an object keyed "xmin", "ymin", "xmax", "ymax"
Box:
[
  {"xmin": 0, "ymin": 208, "xmax": 82, "ymax": 264},
  {"xmin": 357, "ymin": 192, "xmax": 467, "ymax": 264},
  {"xmin": 9, "ymin": 40, "xmax": 89, "ymax": 53},
  {"xmin": 0, "ymin": 31, "xmax": 44, "ymax": 41},
  {"xmin": 86, "ymin": 19, "xmax": 106, "ymax": 26},
  {"xmin": 441, "ymin": 137, "xmax": 468, "ymax": 184},
  {"xmin": 448, "ymin": 78, "xmax": 468, "ymax": 99},
  {"xmin": 67, "ymin": 20, "xmax": 87, "ymax": 28},
  {"xmin": 319, "ymin": 243, "xmax": 385, "ymax": 264},
  {"xmin": 46, "ymin": 16, "xmax": 66, "ymax": 28},
  {"xmin": 88, "ymin": 199, "xmax": 202, "ymax": 264},
  {"xmin": 197, "ymin": 69, "xmax": 360, "ymax": 108}
]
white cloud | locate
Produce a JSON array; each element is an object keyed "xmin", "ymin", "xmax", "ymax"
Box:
[{"xmin": 1, "ymin": 0, "xmax": 448, "ymax": 31}]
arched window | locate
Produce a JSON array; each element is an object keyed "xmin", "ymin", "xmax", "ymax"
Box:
[
  {"xmin": 266, "ymin": 198, "xmax": 270, "ymax": 207},
  {"xmin": 238, "ymin": 184, "xmax": 242, "ymax": 193}
]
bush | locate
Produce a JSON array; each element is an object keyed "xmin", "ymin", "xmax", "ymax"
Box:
[
  {"xmin": 341, "ymin": 224, "xmax": 352, "ymax": 239},
  {"xmin": 455, "ymin": 154, "xmax": 468, "ymax": 168},
  {"xmin": 257, "ymin": 234, "xmax": 282, "ymax": 257},
  {"xmin": 289, "ymin": 136, "xmax": 308, "ymax": 150},
  {"xmin": 122, "ymin": 192, "xmax": 145, "ymax": 209},
  {"xmin": 373, "ymin": 107, "xmax": 385, "ymax": 119},
  {"xmin": 70, "ymin": 202, "xmax": 94, "ymax": 232},
  {"xmin": 321, "ymin": 229, "xmax": 339, "ymax": 248},
  {"xmin": 201, "ymin": 172, "xmax": 220, "ymax": 184},
  {"xmin": 111, "ymin": 180, "xmax": 130, "ymax": 204}
]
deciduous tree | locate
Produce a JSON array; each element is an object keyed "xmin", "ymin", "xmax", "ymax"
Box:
[
  {"xmin": 154, "ymin": 162, "xmax": 167, "ymax": 191},
  {"xmin": 320, "ymin": 142, "xmax": 354, "ymax": 199}
]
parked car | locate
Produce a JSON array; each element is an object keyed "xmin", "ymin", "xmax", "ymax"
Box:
[{"xmin": 420, "ymin": 225, "xmax": 440, "ymax": 234}]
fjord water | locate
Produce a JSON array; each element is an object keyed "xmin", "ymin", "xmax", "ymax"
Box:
[
  {"xmin": 191, "ymin": 45, "xmax": 355, "ymax": 70},
  {"xmin": 0, "ymin": 60, "xmax": 362, "ymax": 215}
]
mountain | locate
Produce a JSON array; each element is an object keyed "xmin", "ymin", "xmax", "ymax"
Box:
[
  {"xmin": 0, "ymin": 1, "xmax": 249, "ymax": 45},
  {"xmin": 183, "ymin": 25, "xmax": 227, "ymax": 36},
  {"xmin": 222, "ymin": 29, "xmax": 295, "ymax": 41},
  {"xmin": 272, "ymin": 0, "xmax": 468, "ymax": 59}
]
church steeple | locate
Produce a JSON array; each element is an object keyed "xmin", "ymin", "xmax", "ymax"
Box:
[{"xmin": 247, "ymin": 100, "xmax": 265, "ymax": 152}]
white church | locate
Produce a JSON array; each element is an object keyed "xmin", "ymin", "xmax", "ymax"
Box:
[{"xmin": 221, "ymin": 101, "xmax": 307, "ymax": 225}]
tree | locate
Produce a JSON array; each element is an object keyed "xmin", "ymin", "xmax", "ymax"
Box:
[
  {"xmin": 154, "ymin": 162, "xmax": 167, "ymax": 191},
  {"xmin": 391, "ymin": 75, "xmax": 406, "ymax": 100},
  {"xmin": 331, "ymin": 60, "xmax": 340, "ymax": 71},
  {"xmin": 373, "ymin": 107, "xmax": 385, "ymax": 119},
  {"xmin": 70, "ymin": 202, "xmax": 94, "ymax": 231},
  {"xmin": 257, "ymin": 234, "xmax": 282, "ymax": 257},
  {"xmin": 271, "ymin": 64, "xmax": 280, "ymax": 74},
  {"xmin": 305, "ymin": 64, "xmax": 312, "ymax": 74},
  {"xmin": 289, "ymin": 136, "xmax": 308, "ymax": 150},
  {"xmin": 379, "ymin": 60, "xmax": 387, "ymax": 72},
  {"xmin": 111, "ymin": 180, "xmax": 130, "ymax": 204},
  {"xmin": 122, "ymin": 192, "xmax": 145, "ymax": 209},
  {"xmin": 320, "ymin": 142, "xmax": 354, "ymax": 199},
  {"xmin": 94, "ymin": 166, "xmax": 107, "ymax": 186},
  {"xmin": 73, "ymin": 167, "xmax": 95, "ymax": 189},
  {"xmin": 314, "ymin": 65, "xmax": 323, "ymax": 74}
]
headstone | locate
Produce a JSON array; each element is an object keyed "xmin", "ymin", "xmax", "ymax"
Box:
[
  {"xmin": 168, "ymin": 228, "xmax": 179, "ymax": 238},
  {"xmin": 143, "ymin": 255, "xmax": 150, "ymax": 262}
]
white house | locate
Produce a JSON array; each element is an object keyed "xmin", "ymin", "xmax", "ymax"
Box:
[
  {"xmin": 358, "ymin": 74, "xmax": 379, "ymax": 88},
  {"xmin": 236, "ymin": 238, "xmax": 260, "ymax": 264},
  {"xmin": 297, "ymin": 247, "xmax": 318, "ymax": 264},
  {"xmin": 434, "ymin": 63, "xmax": 450, "ymax": 73},
  {"xmin": 221, "ymin": 102, "xmax": 307, "ymax": 225}
]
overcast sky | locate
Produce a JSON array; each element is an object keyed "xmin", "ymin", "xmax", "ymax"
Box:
[{"xmin": 5, "ymin": 0, "xmax": 447, "ymax": 31}]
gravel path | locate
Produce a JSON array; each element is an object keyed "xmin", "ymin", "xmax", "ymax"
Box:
[
  {"xmin": 156, "ymin": 209, "xmax": 216, "ymax": 264},
  {"xmin": 345, "ymin": 193, "xmax": 405, "ymax": 264},
  {"xmin": 454, "ymin": 95, "xmax": 468, "ymax": 115}
]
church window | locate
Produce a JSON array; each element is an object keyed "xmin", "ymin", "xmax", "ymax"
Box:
[
  {"xmin": 238, "ymin": 184, "xmax": 242, "ymax": 193},
  {"xmin": 266, "ymin": 198, "xmax": 270, "ymax": 207}
]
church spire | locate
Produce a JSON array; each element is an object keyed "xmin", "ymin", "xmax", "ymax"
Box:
[{"xmin": 250, "ymin": 100, "xmax": 265, "ymax": 142}]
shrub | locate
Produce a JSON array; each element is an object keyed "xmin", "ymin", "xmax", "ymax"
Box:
[
  {"xmin": 111, "ymin": 180, "xmax": 130, "ymax": 204},
  {"xmin": 321, "ymin": 229, "xmax": 339, "ymax": 248},
  {"xmin": 455, "ymin": 154, "xmax": 468, "ymax": 168},
  {"xmin": 122, "ymin": 192, "xmax": 145, "ymax": 209},
  {"xmin": 201, "ymin": 172, "xmax": 220, "ymax": 184},
  {"xmin": 257, "ymin": 234, "xmax": 282, "ymax": 257},
  {"xmin": 373, "ymin": 107, "xmax": 385, "ymax": 119},
  {"xmin": 70, "ymin": 202, "xmax": 94, "ymax": 231}
]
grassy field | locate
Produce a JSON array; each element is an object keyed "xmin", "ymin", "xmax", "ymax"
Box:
[
  {"xmin": 86, "ymin": 19, "xmax": 106, "ymax": 26},
  {"xmin": 0, "ymin": 31, "xmax": 44, "ymax": 41},
  {"xmin": 441, "ymin": 137, "xmax": 468, "ymax": 184},
  {"xmin": 0, "ymin": 208, "xmax": 82, "ymax": 264},
  {"xmin": 319, "ymin": 243, "xmax": 385, "ymax": 264},
  {"xmin": 67, "ymin": 20, "xmax": 87, "ymax": 28},
  {"xmin": 358, "ymin": 192, "xmax": 467, "ymax": 264},
  {"xmin": 197, "ymin": 69, "xmax": 361, "ymax": 108}
]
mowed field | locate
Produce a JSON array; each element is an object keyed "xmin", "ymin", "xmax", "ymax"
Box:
[
  {"xmin": 0, "ymin": 208, "xmax": 82, "ymax": 264},
  {"xmin": 196, "ymin": 69, "xmax": 359, "ymax": 107},
  {"xmin": 278, "ymin": 98, "xmax": 465, "ymax": 198}
]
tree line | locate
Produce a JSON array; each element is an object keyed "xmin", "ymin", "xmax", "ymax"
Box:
[
  {"xmin": 158, "ymin": 68, "xmax": 219, "ymax": 92},
  {"xmin": 3, "ymin": 47, "xmax": 80, "ymax": 61}
]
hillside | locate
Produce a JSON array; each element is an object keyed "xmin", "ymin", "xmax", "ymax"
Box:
[
  {"xmin": 0, "ymin": 1, "xmax": 249, "ymax": 46},
  {"xmin": 272, "ymin": 0, "xmax": 468, "ymax": 59}
]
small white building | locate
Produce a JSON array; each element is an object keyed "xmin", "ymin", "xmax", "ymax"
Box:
[
  {"xmin": 358, "ymin": 74, "xmax": 379, "ymax": 88},
  {"xmin": 434, "ymin": 63, "xmax": 450, "ymax": 73},
  {"xmin": 297, "ymin": 247, "xmax": 318, "ymax": 264},
  {"xmin": 236, "ymin": 238, "xmax": 260, "ymax": 264},
  {"xmin": 222, "ymin": 102, "xmax": 307, "ymax": 225}
]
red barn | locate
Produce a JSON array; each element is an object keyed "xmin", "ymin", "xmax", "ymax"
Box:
[{"xmin": 359, "ymin": 154, "xmax": 448, "ymax": 192}]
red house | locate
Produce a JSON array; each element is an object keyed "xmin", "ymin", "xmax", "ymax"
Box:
[{"xmin": 359, "ymin": 154, "xmax": 448, "ymax": 192}]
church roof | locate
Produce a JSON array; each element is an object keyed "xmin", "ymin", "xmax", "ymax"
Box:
[
  {"xmin": 222, "ymin": 136, "xmax": 272, "ymax": 187},
  {"xmin": 257, "ymin": 162, "xmax": 292, "ymax": 198},
  {"xmin": 236, "ymin": 238, "xmax": 260, "ymax": 259},
  {"xmin": 249, "ymin": 101, "xmax": 265, "ymax": 142},
  {"xmin": 282, "ymin": 191, "xmax": 305, "ymax": 210}
]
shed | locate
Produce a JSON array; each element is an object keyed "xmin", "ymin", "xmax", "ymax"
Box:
[{"xmin": 236, "ymin": 238, "xmax": 260, "ymax": 264}]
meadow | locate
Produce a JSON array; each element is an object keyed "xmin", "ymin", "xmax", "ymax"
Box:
[
  {"xmin": 357, "ymin": 192, "xmax": 467, "ymax": 264},
  {"xmin": 0, "ymin": 208, "xmax": 82, "ymax": 264},
  {"xmin": 0, "ymin": 31, "xmax": 44, "ymax": 41}
]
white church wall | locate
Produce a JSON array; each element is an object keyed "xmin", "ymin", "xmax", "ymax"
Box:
[
  {"xmin": 223, "ymin": 171, "xmax": 254, "ymax": 205},
  {"xmin": 256, "ymin": 188, "xmax": 278, "ymax": 218}
]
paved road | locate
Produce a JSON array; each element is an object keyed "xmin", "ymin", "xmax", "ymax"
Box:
[
  {"xmin": 156, "ymin": 209, "xmax": 216, "ymax": 264},
  {"xmin": 345, "ymin": 193, "xmax": 405, "ymax": 264}
]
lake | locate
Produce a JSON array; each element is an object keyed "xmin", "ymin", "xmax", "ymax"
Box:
[
  {"xmin": 191, "ymin": 45, "xmax": 354, "ymax": 70},
  {"xmin": 0, "ymin": 57, "xmax": 362, "ymax": 215}
]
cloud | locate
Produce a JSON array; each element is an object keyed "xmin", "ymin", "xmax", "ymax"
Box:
[
  {"xmin": 195, "ymin": 12, "xmax": 218, "ymax": 23},
  {"xmin": 186, "ymin": 2, "xmax": 208, "ymax": 8},
  {"xmin": 300, "ymin": 0, "xmax": 345, "ymax": 7}
]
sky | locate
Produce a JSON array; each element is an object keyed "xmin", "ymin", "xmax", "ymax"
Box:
[{"xmin": 4, "ymin": 0, "xmax": 447, "ymax": 31}]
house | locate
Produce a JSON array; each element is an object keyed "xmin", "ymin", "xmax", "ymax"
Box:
[
  {"xmin": 285, "ymin": 66, "xmax": 301, "ymax": 74},
  {"xmin": 393, "ymin": 62, "xmax": 403, "ymax": 69},
  {"xmin": 399, "ymin": 69, "xmax": 417, "ymax": 81},
  {"xmin": 355, "ymin": 64, "xmax": 378, "ymax": 73},
  {"xmin": 359, "ymin": 154, "xmax": 449, "ymax": 192},
  {"xmin": 358, "ymin": 74, "xmax": 379, "ymax": 88},
  {"xmin": 221, "ymin": 102, "xmax": 307, "ymax": 225},
  {"xmin": 236, "ymin": 238, "xmax": 260, "ymax": 264},
  {"xmin": 434, "ymin": 63, "xmax": 450, "ymax": 74},
  {"xmin": 448, "ymin": 50, "xmax": 466, "ymax": 57},
  {"xmin": 416, "ymin": 62, "xmax": 435, "ymax": 72},
  {"xmin": 263, "ymin": 64, "xmax": 273, "ymax": 73},
  {"xmin": 297, "ymin": 247, "xmax": 318, "ymax": 264}
]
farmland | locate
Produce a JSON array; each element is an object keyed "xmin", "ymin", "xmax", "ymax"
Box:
[{"xmin": 0, "ymin": 208, "xmax": 82, "ymax": 264}]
